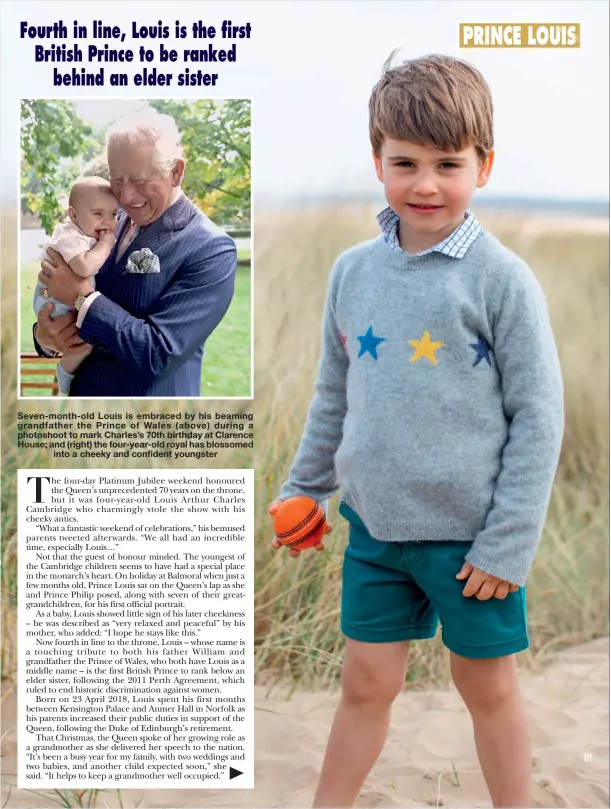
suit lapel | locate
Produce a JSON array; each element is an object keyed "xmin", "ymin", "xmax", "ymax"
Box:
[{"xmin": 110, "ymin": 194, "xmax": 197, "ymax": 284}]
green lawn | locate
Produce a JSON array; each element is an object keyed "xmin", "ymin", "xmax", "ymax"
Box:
[
  {"xmin": 20, "ymin": 257, "xmax": 251, "ymax": 398},
  {"xmin": 199, "ymin": 264, "xmax": 251, "ymax": 396}
]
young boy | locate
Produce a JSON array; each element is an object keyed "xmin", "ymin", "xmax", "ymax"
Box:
[
  {"xmin": 270, "ymin": 54, "xmax": 564, "ymax": 808},
  {"xmin": 33, "ymin": 175, "xmax": 118, "ymax": 394}
]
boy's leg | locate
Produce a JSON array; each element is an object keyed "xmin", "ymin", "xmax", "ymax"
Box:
[
  {"xmin": 313, "ymin": 638, "xmax": 410, "ymax": 808},
  {"xmin": 407, "ymin": 542, "xmax": 531, "ymax": 806},
  {"xmin": 450, "ymin": 652, "xmax": 532, "ymax": 808}
]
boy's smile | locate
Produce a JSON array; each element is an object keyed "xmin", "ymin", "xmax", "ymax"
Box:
[
  {"xmin": 68, "ymin": 189, "xmax": 118, "ymax": 241},
  {"xmin": 374, "ymin": 138, "xmax": 494, "ymax": 253}
]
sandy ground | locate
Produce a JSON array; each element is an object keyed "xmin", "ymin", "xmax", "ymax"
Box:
[{"xmin": 2, "ymin": 638, "xmax": 608, "ymax": 809}]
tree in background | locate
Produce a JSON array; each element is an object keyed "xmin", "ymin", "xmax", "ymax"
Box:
[
  {"xmin": 21, "ymin": 99, "xmax": 251, "ymax": 231},
  {"xmin": 149, "ymin": 99, "xmax": 251, "ymax": 226},
  {"xmin": 20, "ymin": 100, "xmax": 95, "ymax": 234}
]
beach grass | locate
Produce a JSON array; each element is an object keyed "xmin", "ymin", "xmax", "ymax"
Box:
[
  {"xmin": 3, "ymin": 206, "xmax": 609, "ymax": 693},
  {"xmin": 250, "ymin": 206, "xmax": 610, "ymax": 688}
]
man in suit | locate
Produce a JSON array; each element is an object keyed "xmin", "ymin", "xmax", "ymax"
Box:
[{"xmin": 35, "ymin": 110, "xmax": 237, "ymax": 397}]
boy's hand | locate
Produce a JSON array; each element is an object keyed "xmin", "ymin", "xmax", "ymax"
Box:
[
  {"xmin": 97, "ymin": 229, "xmax": 116, "ymax": 247},
  {"xmin": 269, "ymin": 500, "xmax": 331, "ymax": 558},
  {"xmin": 456, "ymin": 562, "xmax": 519, "ymax": 600}
]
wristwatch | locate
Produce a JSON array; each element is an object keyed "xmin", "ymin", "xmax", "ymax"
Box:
[{"xmin": 74, "ymin": 290, "xmax": 95, "ymax": 311}]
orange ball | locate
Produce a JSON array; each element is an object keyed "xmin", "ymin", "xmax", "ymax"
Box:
[{"xmin": 273, "ymin": 496, "xmax": 326, "ymax": 550}]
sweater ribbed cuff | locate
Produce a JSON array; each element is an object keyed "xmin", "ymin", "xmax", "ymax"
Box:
[
  {"xmin": 465, "ymin": 546, "xmax": 532, "ymax": 587},
  {"xmin": 275, "ymin": 490, "xmax": 329, "ymax": 516}
]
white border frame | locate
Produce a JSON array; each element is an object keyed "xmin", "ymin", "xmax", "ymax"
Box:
[{"xmin": 17, "ymin": 95, "xmax": 254, "ymax": 402}]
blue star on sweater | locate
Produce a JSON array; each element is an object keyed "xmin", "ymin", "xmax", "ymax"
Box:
[
  {"xmin": 470, "ymin": 336, "xmax": 493, "ymax": 367},
  {"xmin": 357, "ymin": 326, "xmax": 385, "ymax": 360}
]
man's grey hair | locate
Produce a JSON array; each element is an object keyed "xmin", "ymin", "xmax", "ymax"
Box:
[{"xmin": 106, "ymin": 109, "xmax": 183, "ymax": 177}]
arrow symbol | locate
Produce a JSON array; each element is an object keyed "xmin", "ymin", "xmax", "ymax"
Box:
[{"xmin": 229, "ymin": 766, "xmax": 243, "ymax": 780}]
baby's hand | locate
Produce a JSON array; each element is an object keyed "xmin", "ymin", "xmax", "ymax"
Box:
[
  {"xmin": 97, "ymin": 229, "xmax": 116, "ymax": 247},
  {"xmin": 456, "ymin": 562, "xmax": 519, "ymax": 600},
  {"xmin": 269, "ymin": 500, "xmax": 331, "ymax": 558}
]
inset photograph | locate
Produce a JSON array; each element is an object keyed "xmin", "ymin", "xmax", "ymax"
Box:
[{"xmin": 19, "ymin": 98, "xmax": 252, "ymax": 398}]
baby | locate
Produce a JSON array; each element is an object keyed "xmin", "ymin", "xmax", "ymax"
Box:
[{"xmin": 33, "ymin": 176, "xmax": 118, "ymax": 394}]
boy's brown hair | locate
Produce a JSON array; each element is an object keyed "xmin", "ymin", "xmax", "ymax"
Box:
[
  {"xmin": 369, "ymin": 53, "xmax": 494, "ymax": 163},
  {"xmin": 68, "ymin": 175, "xmax": 116, "ymax": 209}
]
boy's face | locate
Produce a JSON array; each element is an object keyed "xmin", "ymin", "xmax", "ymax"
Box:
[
  {"xmin": 69, "ymin": 189, "xmax": 119, "ymax": 240},
  {"xmin": 373, "ymin": 138, "xmax": 494, "ymax": 252}
]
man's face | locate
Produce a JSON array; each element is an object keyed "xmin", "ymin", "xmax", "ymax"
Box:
[
  {"xmin": 373, "ymin": 137, "xmax": 494, "ymax": 251},
  {"xmin": 69, "ymin": 190, "xmax": 118, "ymax": 240},
  {"xmin": 108, "ymin": 141, "xmax": 184, "ymax": 226}
]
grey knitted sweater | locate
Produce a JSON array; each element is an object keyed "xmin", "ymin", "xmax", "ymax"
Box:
[{"xmin": 280, "ymin": 230, "xmax": 564, "ymax": 586}]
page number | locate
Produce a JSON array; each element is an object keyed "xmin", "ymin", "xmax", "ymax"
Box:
[{"xmin": 583, "ymin": 753, "xmax": 592, "ymax": 762}]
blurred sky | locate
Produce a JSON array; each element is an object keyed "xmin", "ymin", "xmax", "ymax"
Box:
[{"xmin": 2, "ymin": 0, "xmax": 609, "ymax": 205}]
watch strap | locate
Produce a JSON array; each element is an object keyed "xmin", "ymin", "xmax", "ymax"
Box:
[{"xmin": 74, "ymin": 290, "xmax": 95, "ymax": 310}]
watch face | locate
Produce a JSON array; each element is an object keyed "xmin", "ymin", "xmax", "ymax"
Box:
[{"xmin": 75, "ymin": 291, "xmax": 93, "ymax": 310}]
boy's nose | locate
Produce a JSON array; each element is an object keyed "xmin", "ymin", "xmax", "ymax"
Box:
[{"xmin": 412, "ymin": 174, "xmax": 438, "ymax": 195}]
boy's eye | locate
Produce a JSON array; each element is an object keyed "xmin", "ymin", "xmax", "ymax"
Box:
[
  {"xmin": 396, "ymin": 161, "xmax": 414, "ymax": 168},
  {"xmin": 440, "ymin": 162, "xmax": 459, "ymax": 169}
]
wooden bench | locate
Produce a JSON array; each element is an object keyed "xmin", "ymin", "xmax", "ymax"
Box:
[{"xmin": 20, "ymin": 353, "xmax": 61, "ymax": 396}]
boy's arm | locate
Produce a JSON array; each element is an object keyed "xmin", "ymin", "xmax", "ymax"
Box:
[
  {"xmin": 465, "ymin": 266, "xmax": 564, "ymax": 587},
  {"xmin": 279, "ymin": 260, "xmax": 349, "ymax": 509},
  {"xmin": 68, "ymin": 233, "xmax": 114, "ymax": 277}
]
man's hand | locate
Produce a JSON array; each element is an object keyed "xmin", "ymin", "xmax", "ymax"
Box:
[
  {"xmin": 456, "ymin": 562, "xmax": 520, "ymax": 600},
  {"xmin": 269, "ymin": 500, "xmax": 332, "ymax": 558},
  {"xmin": 39, "ymin": 247, "xmax": 93, "ymax": 307},
  {"xmin": 36, "ymin": 304, "xmax": 84, "ymax": 354},
  {"xmin": 60, "ymin": 342, "xmax": 93, "ymax": 374}
]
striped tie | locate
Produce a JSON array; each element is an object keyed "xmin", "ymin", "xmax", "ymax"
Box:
[{"xmin": 116, "ymin": 222, "xmax": 140, "ymax": 261}]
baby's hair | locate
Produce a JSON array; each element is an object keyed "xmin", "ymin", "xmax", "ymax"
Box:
[
  {"xmin": 369, "ymin": 52, "xmax": 494, "ymax": 163},
  {"xmin": 68, "ymin": 175, "xmax": 117, "ymax": 209}
]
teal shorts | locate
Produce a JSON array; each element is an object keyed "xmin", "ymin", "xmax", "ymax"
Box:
[{"xmin": 339, "ymin": 502, "xmax": 529, "ymax": 659}]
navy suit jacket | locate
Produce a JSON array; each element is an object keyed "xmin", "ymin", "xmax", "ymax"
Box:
[{"xmin": 69, "ymin": 194, "xmax": 236, "ymax": 397}]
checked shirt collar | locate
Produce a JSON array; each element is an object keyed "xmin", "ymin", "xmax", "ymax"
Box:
[{"xmin": 377, "ymin": 207, "xmax": 482, "ymax": 258}]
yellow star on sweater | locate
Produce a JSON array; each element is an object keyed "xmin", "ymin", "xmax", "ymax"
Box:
[{"xmin": 408, "ymin": 331, "xmax": 445, "ymax": 365}]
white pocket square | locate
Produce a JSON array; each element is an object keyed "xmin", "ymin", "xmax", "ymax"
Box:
[{"xmin": 127, "ymin": 247, "xmax": 160, "ymax": 274}]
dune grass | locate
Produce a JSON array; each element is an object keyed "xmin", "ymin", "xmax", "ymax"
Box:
[
  {"xmin": 3, "ymin": 207, "xmax": 609, "ymax": 697},
  {"xmin": 250, "ymin": 206, "xmax": 610, "ymax": 688}
]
